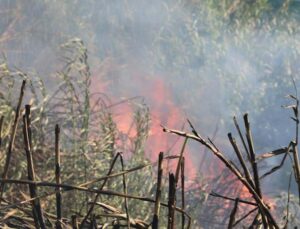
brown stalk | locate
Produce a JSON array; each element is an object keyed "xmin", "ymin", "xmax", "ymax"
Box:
[
  {"xmin": 260, "ymin": 143, "xmax": 291, "ymax": 180},
  {"xmin": 210, "ymin": 192, "xmax": 257, "ymax": 206},
  {"xmin": 0, "ymin": 177, "xmax": 192, "ymax": 226},
  {"xmin": 203, "ymin": 125, "xmax": 220, "ymax": 172},
  {"xmin": 0, "ymin": 116, "xmax": 3, "ymax": 147},
  {"xmin": 243, "ymin": 114, "xmax": 261, "ymax": 197},
  {"xmin": 233, "ymin": 207, "xmax": 258, "ymax": 227},
  {"xmin": 119, "ymin": 153, "xmax": 131, "ymax": 229},
  {"xmin": 0, "ymin": 80, "xmax": 26, "ymax": 200},
  {"xmin": 228, "ymin": 133, "xmax": 255, "ymax": 189},
  {"xmin": 175, "ymin": 137, "xmax": 188, "ymax": 185},
  {"xmin": 72, "ymin": 215, "xmax": 78, "ymax": 229},
  {"xmin": 55, "ymin": 124, "xmax": 62, "ymax": 229},
  {"xmin": 243, "ymin": 114, "xmax": 268, "ymax": 227},
  {"xmin": 162, "ymin": 126, "xmax": 279, "ymax": 228},
  {"xmin": 168, "ymin": 173, "xmax": 176, "ymax": 229},
  {"xmin": 79, "ymin": 163, "xmax": 152, "ymax": 188},
  {"xmin": 285, "ymin": 90, "xmax": 300, "ymax": 205},
  {"xmin": 23, "ymin": 105, "xmax": 46, "ymax": 229},
  {"xmin": 80, "ymin": 153, "xmax": 128, "ymax": 227},
  {"xmin": 233, "ymin": 116, "xmax": 250, "ymax": 160},
  {"xmin": 284, "ymin": 172, "xmax": 292, "ymax": 228},
  {"xmin": 79, "ymin": 154, "xmax": 181, "ymax": 189},
  {"xmin": 181, "ymin": 157, "xmax": 185, "ymax": 229},
  {"xmin": 292, "ymin": 142, "xmax": 300, "ymax": 204},
  {"xmin": 256, "ymin": 147, "xmax": 289, "ymax": 161},
  {"xmin": 249, "ymin": 212, "xmax": 261, "ymax": 228},
  {"xmin": 227, "ymin": 198, "xmax": 239, "ymax": 229},
  {"xmin": 152, "ymin": 152, "xmax": 163, "ymax": 229}
]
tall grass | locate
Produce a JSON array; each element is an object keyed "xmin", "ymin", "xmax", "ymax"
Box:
[{"xmin": 0, "ymin": 39, "xmax": 205, "ymax": 228}]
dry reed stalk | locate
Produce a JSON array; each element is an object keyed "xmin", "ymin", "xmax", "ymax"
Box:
[
  {"xmin": 284, "ymin": 172, "xmax": 292, "ymax": 228},
  {"xmin": 72, "ymin": 215, "xmax": 78, "ymax": 229},
  {"xmin": 168, "ymin": 173, "xmax": 176, "ymax": 229},
  {"xmin": 80, "ymin": 153, "xmax": 128, "ymax": 227},
  {"xmin": 175, "ymin": 137, "xmax": 188, "ymax": 185},
  {"xmin": 243, "ymin": 114, "xmax": 262, "ymax": 197},
  {"xmin": 0, "ymin": 177, "xmax": 192, "ymax": 226},
  {"xmin": 243, "ymin": 114, "xmax": 268, "ymax": 227},
  {"xmin": 260, "ymin": 143, "xmax": 291, "ymax": 180},
  {"xmin": 55, "ymin": 124, "xmax": 62, "ymax": 229},
  {"xmin": 162, "ymin": 126, "xmax": 279, "ymax": 228},
  {"xmin": 152, "ymin": 152, "xmax": 163, "ymax": 229},
  {"xmin": 209, "ymin": 191, "xmax": 257, "ymax": 206},
  {"xmin": 284, "ymin": 92, "xmax": 300, "ymax": 205},
  {"xmin": 228, "ymin": 133, "xmax": 255, "ymax": 188},
  {"xmin": 0, "ymin": 116, "xmax": 3, "ymax": 147},
  {"xmin": 233, "ymin": 207, "xmax": 258, "ymax": 227},
  {"xmin": 119, "ymin": 153, "xmax": 131, "ymax": 229},
  {"xmin": 233, "ymin": 116, "xmax": 250, "ymax": 160},
  {"xmin": 181, "ymin": 157, "xmax": 185, "ymax": 229},
  {"xmin": 0, "ymin": 80, "xmax": 26, "ymax": 200},
  {"xmin": 256, "ymin": 147, "xmax": 289, "ymax": 161},
  {"xmin": 79, "ymin": 163, "xmax": 152, "ymax": 188},
  {"xmin": 23, "ymin": 105, "xmax": 46, "ymax": 229},
  {"xmin": 292, "ymin": 142, "xmax": 300, "ymax": 204},
  {"xmin": 227, "ymin": 198, "xmax": 239, "ymax": 229}
]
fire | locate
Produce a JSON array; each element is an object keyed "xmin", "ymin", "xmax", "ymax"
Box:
[
  {"xmin": 90, "ymin": 66, "xmax": 197, "ymax": 180},
  {"xmin": 91, "ymin": 62, "xmax": 278, "ymax": 224}
]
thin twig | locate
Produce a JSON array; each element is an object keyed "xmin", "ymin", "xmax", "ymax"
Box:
[
  {"xmin": 292, "ymin": 142, "xmax": 300, "ymax": 204},
  {"xmin": 152, "ymin": 152, "xmax": 163, "ymax": 229},
  {"xmin": 210, "ymin": 192, "xmax": 257, "ymax": 206},
  {"xmin": 168, "ymin": 173, "xmax": 176, "ymax": 229},
  {"xmin": 233, "ymin": 116, "xmax": 250, "ymax": 160},
  {"xmin": 162, "ymin": 126, "xmax": 279, "ymax": 228},
  {"xmin": 181, "ymin": 157, "xmax": 185, "ymax": 229},
  {"xmin": 175, "ymin": 137, "xmax": 188, "ymax": 185},
  {"xmin": 0, "ymin": 80, "xmax": 26, "ymax": 201},
  {"xmin": 23, "ymin": 105, "xmax": 46, "ymax": 229},
  {"xmin": 243, "ymin": 114, "xmax": 268, "ymax": 227},
  {"xmin": 228, "ymin": 198, "xmax": 239, "ymax": 229},
  {"xmin": 79, "ymin": 163, "xmax": 152, "ymax": 188},
  {"xmin": 284, "ymin": 172, "xmax": 292, "ymax": 228},
  {"xmin": 119, "ymin": 153, "xmax": 131, "ymax": 229},
  {"xmin": 0, "ymin": 178, "xmax": 192, "ymax": 226},
  {"xmin": 243, "ymin": 114, "xmax": 261, "ymax": 197},
  {"xmin": 0, "ymin": 116, "xmax": 3, "ymax": 147},
  {"xmin": 228, "ymin": 133, "xmax": 255, "ymax": 189},
  {"xmin": 260, "ymin": 143, "xmax": 291, "ymax": 180},
  {"xmin": 55, "ymin": 124, "xmax": 62, "ymax": 229},
  {"xmin": 80, "ymin": 153, "xmax": 128, "ymax": 227},
  {"xmin": 233, "ymin": 207, "xmax": 258, "ymax": 227},
  {"xmin": 256, "ymin": 147, "xmax": 289, "ymax": 161}
]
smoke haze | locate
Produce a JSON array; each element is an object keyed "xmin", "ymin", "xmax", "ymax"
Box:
[{"xmin": 1, "ymin": 1, "xmax": 300, "ymax": 225}]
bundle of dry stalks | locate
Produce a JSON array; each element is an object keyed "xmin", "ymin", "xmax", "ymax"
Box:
[
  {"xmin": 163, "ymin": 86, "xmax": 300, "ymax": 228},
  {"xmin": 0, "ymin": 80, "xmax": 192, "ymax": 228}
]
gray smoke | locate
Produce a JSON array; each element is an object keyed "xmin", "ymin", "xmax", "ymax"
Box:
[{"xmin": 1, "ymin": 1, "xmax": 300, "ymax": 225}]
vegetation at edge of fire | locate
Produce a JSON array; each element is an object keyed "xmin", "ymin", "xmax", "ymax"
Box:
[
  {"xmin": 2, "ymin": 0, "xmax": 300, "ymax": 228},
  {"xmin": 0, "ymin": 39, "xmax": 209, "ymax": 228},
  {"xmin": 1, "ymin": 38, "xmax": 300, "ymax": 228},
  {"xmin": 2, "ymin": 0, "xmax": 300, "ymax": 143}
]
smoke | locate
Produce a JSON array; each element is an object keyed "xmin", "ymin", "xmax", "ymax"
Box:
[{"xmin": 1, "ymin": 0, "xmax": 300, "ymax": 222}]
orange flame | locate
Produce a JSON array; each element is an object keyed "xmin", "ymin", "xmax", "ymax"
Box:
[
  {"xmin": 91, "ymin": 64, "xmax": 277, "ymax": 219},
  {"xmin": 91, "ymin": 67, "xmax": 197, "ymax": 180}
]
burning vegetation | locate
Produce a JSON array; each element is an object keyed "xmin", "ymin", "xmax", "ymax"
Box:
[
  {"xmin": 2, "ymin": 1, "xmax": 300, "ymax": 228},
  {"xmin": 0, "ymin": 40, "xmax": 299, "ymax": 228}
]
